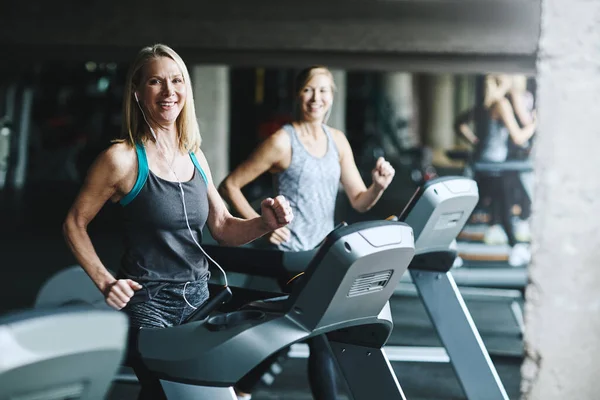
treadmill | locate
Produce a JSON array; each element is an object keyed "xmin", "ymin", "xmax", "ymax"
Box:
[
  {"xmin": 399, "ymin": 176, "xmax": 509, "ymax": 400},
  {"xmin": 207, "ymin": 176, "xmax": 512, "ymax": 400},
  {"xmin": 35, "ymin": 176, "xmax": 508, "ymax": 399},
  {"xmin": 37, "ymin": 221, "xmax": 416, "ymax": 400},
  {"xmin": 144, "ymin": 176, "xmax": 509, "ymax": 400},
  {"xmin": 0, "ymin": 306, "xmax": 128, "ymax": 400}
]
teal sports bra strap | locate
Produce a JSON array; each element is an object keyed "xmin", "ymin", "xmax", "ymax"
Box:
[
  {"xmin": 120, "ymin": 143, "xmax": 149, "ymax": 206},
  {"xmin": 189, "ymin": 152, "xmax": 209, "ymax": 186}
]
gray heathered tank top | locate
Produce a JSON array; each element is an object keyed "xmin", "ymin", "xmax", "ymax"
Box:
[
  {"xmin": 118, "ymin": 143, "xmax": 210, "ymax": 284},
  {"xmin": 274, "ymin": 124, "xmax": 341, "ymax": 251},
  {"xmin": 480, "ymin": 118, "xmax": 509, "ymax": 162}
]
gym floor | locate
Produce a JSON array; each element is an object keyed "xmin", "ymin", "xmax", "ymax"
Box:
[{"xmin": 108, "ymin": 358, "xmax": 521, "ymax": 400}]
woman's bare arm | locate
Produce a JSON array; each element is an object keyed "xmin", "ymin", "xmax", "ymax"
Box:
[
  {"xmin": 496, "ymin": 98, "xmax": 537, "ymax": 146},
  {"xmin": 63, "ymin": 143, "xmax": 139, "ymax": 302},
  {"xmin": 454, "ymin": 108, "xmax": 479, "ymax": 145},
  {"xmin": 197, "ymin": 150, "xmax": 291, "ymax": 246},
  {"xmin": 219, "ymin": 130, "xmax": 290, "ymax": 219},
  {"xmin": 510, "ymin": 89, "xmax": 535, "ymax": 127},
  {"xmin": 332, "ymin": 129, "xmax": 395, "ymax": 213}
]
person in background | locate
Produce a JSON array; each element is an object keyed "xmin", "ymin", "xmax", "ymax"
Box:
[
  {"xmin": 220, "ymin": 66, "xmax": 395, "ymax": 400},
  {"xmin": 454, "ymin": 74, "xmax": 536, "ymax": 266}
]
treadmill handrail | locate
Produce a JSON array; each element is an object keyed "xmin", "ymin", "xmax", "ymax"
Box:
[{"xmin": 203, "ymin": 244, "xmax": 316, "ymax": 280}]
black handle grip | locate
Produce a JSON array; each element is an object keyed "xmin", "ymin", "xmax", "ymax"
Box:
[{"xmin": 184, "ymin": 286, "xmax": 233, "ymax": 323}]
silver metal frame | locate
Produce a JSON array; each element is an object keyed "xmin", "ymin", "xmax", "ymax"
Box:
[
  {"xmin": 402, "ymin": 177, "xmax": 509, "ymax": 400},
  {"xmin": 410, "ymin": 269, "xmax": 509, "ymax": 400}
]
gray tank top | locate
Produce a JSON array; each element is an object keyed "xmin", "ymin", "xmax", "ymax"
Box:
[
  {"xmin": 118, "ymin": 143, "xmax": 210, "ymax": 284},
  {"xmin": 480, "ymin": 118, "xmax": 509, "ymax": 162},
  {"xmin": 274, "ymin": 124, "xmax": 341, "ymax": 251}
]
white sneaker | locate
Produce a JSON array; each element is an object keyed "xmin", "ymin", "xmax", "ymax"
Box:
[
  {"xmin": 514, "ymin": 218, "xmax": 531, "ymax": 243},
  {"xmin": 452, "ymin": 256, "xmax": 464, "ymax": 268},
  {"xmin": 235, "ymin": 389, "xmax": 252, "ymax": 400},
  {"xmin": 508, "ymin": 243, "xmax": 531, "ymax": 267},
  {"xmin": 483, "ymin": 224, "xmax": 508, "ymax": 245}
]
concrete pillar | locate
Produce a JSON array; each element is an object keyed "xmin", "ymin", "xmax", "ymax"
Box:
[
  {"xmin": 192, "ymin": 65, "xmax": 230, "ymax": 185},
  {"xmin": 411, "ymin": 75, "xmax": 422, "ymax": 147},
  {"xmin": 423, "ymin": 74, "xmax": 455, "ymax": 150},
  {"xmin": 453, "ymin": 75, "xmax": 476, "ymax": 149},
  {"xmin": 522, "ymin": 1, "xmax": 600, "ymax": 399},
  {"xmin": 329, "ymin": 69, "xmax": 346, "ymax": 133},
  {"xmin": 422, "ymin": 74, "xmax": 455, "ymax": 166},
  {"xmin": 454, "ymin": 75, "xmax": 476, "ymax": 116},
  {"xmin": 381, "ymin": 72, "xmax": 418, "ymax": 149}
]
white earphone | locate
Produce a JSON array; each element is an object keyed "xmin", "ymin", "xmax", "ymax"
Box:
[{"xmin": 132, "ymin": 87, "xmax": 229, "ymax": 293}]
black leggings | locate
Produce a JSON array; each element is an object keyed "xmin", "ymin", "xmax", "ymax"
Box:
[
  {"xmin": 127, "ymin": 329, "xmax": 168, "ymax": 400},
  {"xmin": 237, "ymin": 335, "xmax": 339, "ymax": 400},
  {"xmin": 478, "ymin": 171, "xmax": 530, "ymax": 247},
  {"xmin": 123, "ymin": 279, "xmax": 210, "ymax": 400}
]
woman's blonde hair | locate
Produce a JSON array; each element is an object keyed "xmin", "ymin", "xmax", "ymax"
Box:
[
  {"xmin": 483, "ymin": 74, "xmax": 512, "ymax": 109},
  {"xmin": 511, "ymin": 75, "xmax": 528, "ymax": 93},
  {"xmin": 293, "ymin": 66, "xmax": 337, "ymax": 123},
  {"xmin": 121, "ymin": 44, "xmax": 201, "ymax": 152}
]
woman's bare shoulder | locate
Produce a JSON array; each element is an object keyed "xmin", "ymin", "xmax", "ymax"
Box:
[
  {"xmin": 326, "ymin": 126, "xmax": 351, "ymax": 152},
  {"xmin": 95, "ymin": 141, "xmax": 137, "ymax": 179},
  {"xmin": 262, "ymin": 128, "xmax": 292, "ymax": 154}
]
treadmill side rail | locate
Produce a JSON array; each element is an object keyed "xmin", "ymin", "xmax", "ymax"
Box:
[{"xmin": 410, "ymin": 269, "xmax": 509, "ymax": 400}]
